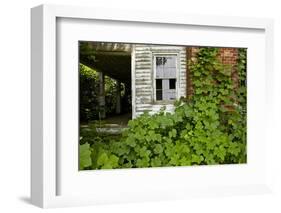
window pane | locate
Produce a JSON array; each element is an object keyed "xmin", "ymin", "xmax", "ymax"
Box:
[
  {"xmin": 156, "ymin": 57, "xmax": 163, "ymax": 66},
  {"xmin": 155, "ymin": 56, "xmax": 177, "ymax": 101},
  {"xmin": 163, "ymin": 56, "xmax": 176, "ymax": 78},
  {"xmin": 164, "ymin": 67, "xmax": 176, "ymax": 78},
  {"xmin": 169, "ymin": 79, "xmax": 176, "ymax": 89},
  {"xmin": 165, "ymin": 90, "xmax": 176, "ymax": 100},
  {"xmin": 156, "ymin": 79, "xmax": 162, "ymax": 89},
  {"xmin": 162, "ymin": 57, "xmax": 167, "ymax": 66},
  {"xmin": 156, "ymin": 90, "xmax": 163, "ymax": 100},
  {"xmin": 156, "ymin": 57, "xmax": 164, "ymax": 78},
  {"xmin": 164, "ymin": 56, "xmax": 176, "ymax": 67}
]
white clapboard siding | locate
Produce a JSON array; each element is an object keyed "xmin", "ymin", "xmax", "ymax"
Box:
[{"xmin": 133, "ymin": 44, "xmax": 186, "ymax": 117}]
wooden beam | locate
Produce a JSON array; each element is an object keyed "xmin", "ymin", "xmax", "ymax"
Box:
[{"xmin": 115, "ymin": 80, "xmax": 121, "ymax": 114}]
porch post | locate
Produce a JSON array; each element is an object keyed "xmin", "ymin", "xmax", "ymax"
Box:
[
  {"xmin": 116, "ymin": 80, "xmax": 121, "ymax": 114},
  {"xmin": 98, "ymin": 72, "xmax": 106, "ymax": 119}
]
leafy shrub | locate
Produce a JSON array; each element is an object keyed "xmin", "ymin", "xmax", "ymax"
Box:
[
  {"xmin": 79, "ymin": 64, "xmax": 99, "ymax": 122},
  {"xmin": 79, "ymin": 143, "xmax": 92, "ymax": 170},
  {"xmin": 79, "ymin": 47, "xmax": 247, "ymax": 170}
]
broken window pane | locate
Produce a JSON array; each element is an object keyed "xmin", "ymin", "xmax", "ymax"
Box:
[
  {"xmin": 169, "ymin": 79, "xmax": 176, "ymax": 89},
  {"xmin": 156, "ymin": 57, "xmax": 163, "ymax": 66},
  {"xmin": 156, "ymin": 90, "xmax": 163, "ymax": 100},
  {"xmin": 156, "ymin": 57, "xmax": 164, "ymax": 78},
  {"xmin": 156, "ymin": 79, "xmax": 162, "ymax": 89}
]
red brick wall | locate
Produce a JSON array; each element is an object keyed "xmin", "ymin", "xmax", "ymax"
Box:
[
  {"xmin": 218, "ymin": 48, "xmax": 239, "ymax": 89},
  {"xmin": 186, "ymin": 47, "xmax": 239, "ymax": 98}
]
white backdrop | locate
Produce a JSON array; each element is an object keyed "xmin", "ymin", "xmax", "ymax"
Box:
[{"xmin": 0, "ymin": 0, "xmax": 280, "ymax": 212}]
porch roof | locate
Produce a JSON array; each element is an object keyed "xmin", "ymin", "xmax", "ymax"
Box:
[{"xmin": 80, "ymin": 42, "xmax": 132, "ymax": 84}]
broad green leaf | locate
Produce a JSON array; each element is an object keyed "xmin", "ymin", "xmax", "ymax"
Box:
[{"xmin": 79, "ymin": 143, "xmax": 92, "ymax": 170}]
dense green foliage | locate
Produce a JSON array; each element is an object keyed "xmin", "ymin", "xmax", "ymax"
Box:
[
  {"xmin": 79, "ymin": 64, "xmax": 99, "ymax": 121},
  {"xmin": 79, "ymin": 64, "xmax": 125, "ymax": 122},
  {"xmin": 79, "ymin": 48, "xmax": 247, "ymax": 170}
]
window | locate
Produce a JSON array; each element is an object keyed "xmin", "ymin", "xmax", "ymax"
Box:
[
  {"xmin": 169, "ymin": 79, "xmax": 176, "ymax": 89},
  {"xmin": 155, "ymin": 56, "xmax": 177, "ymax": 101},
  {"xmin": 156, "ymin": 79, "xmax": 163, "ymax": 100}
]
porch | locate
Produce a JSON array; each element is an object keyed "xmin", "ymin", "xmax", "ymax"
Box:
[{"xmin": 79, "ymin": 42, "xmax": 133, "ymax": 131}]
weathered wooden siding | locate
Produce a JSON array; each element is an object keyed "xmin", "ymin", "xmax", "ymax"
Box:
[{"xmin": 132, "ymin": 44, "xmax": 187, "ymax": 117}]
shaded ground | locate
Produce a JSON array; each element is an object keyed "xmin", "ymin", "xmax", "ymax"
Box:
[
  {"xmin": 80, "ymin": 113, "xmax": 131, "ymax": 135},
  {"xmin": 104, "ymin": 112, "xmax": 131, "ymax": 127}
]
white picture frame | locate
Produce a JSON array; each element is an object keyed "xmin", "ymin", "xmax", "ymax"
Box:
[{"xmin": 31, "ymin": 4, "xmax": 274, "ymax": 208}]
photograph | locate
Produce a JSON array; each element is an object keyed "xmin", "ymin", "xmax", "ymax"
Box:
[{"xmin": 78, "ymin": 41, "xmax": 247, "ymax": 170}]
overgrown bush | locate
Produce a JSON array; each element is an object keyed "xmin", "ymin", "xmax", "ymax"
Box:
[
  {"xmin": 79, "ymin": 48, "xmax": 247, "ymax": 170},
  {"xmin": 79, "ymin": 64, "xmax": 99, "ymax": 122}
]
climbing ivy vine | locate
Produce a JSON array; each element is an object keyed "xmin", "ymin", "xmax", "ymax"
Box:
[{"xmin": 79, "ymin": 47, "xmax": 247, "ymax": 170}]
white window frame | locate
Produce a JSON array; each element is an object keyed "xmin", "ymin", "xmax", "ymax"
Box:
[{"xmin": 152, "ymin": 52, "xmax": 180, "ymax": 103}]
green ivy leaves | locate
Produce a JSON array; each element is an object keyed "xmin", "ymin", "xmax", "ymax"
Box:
[
  {"xmin": 154, "ymin": 144, "xmax": 164, "ymax": 154},
  {"xmin": 79, "ymin": 143, "xmax": 92, "ymax": 170},
  {"xmin": 168, "ymin": 129, "xmax": 177, "ymax": 138},
  {"xmin": 96, "ymin": 152, "xmax": 119, "ymax": 169}
]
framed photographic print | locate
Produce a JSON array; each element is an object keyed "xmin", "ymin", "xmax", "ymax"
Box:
[{"xmin": 31, "ymin": 4, "xmax": 274, "ymax": 208}]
